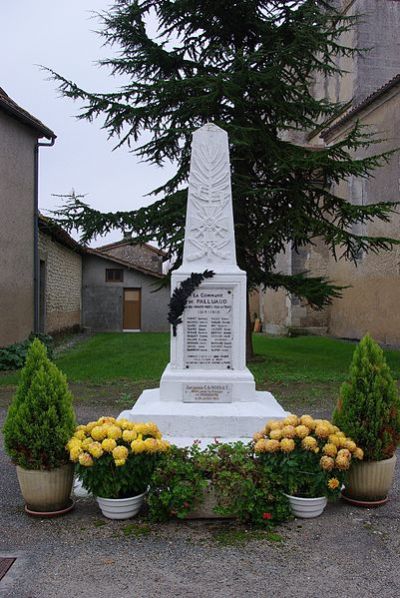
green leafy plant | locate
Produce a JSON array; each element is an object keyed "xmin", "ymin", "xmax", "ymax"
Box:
[
  {"xmin": 68, "ymin": 418, "xmax": 169, "ymax": 499},
  {"xmin": 0, "ymin": 333, "xmax": 54, "ymax": 371},
  {"xmin": 3, "ymin": 339, "xmax": 75, "ymax": 469},
  {"xmin": 254, "ymin": 414, "xmax": 364, "ymax": 498},
  {"xmin": 333, "ymin": 334, "xmax": 400, "ymax": 461},
  {"xmin": 148, "ymin": 441, "xmax": 291, "ymax": 526}
]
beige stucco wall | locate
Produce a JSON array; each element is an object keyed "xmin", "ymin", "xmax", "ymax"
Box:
[
  {"xmin": 38, "ymin": 232, "xmax": 82, "ymax": 334},
  {"xmin": 0, "ymin": 111, "xmax": 37, "ymax": 346},
  {"xmin": 320, "ymin": 87, "xmax": 400, "ymax": 344}
]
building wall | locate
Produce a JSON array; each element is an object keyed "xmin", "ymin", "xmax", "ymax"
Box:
[
  {"xmin": 101, "ymin": 243, "xmax": 163, "ymax": 274},
  {"xmin": 0, "ymin": 112, "xmax": 37, "ymax": 346},
  {"xmin": 38, "ymin": 232, "xmax": 82, "ymax": 334},
  {"xmin": 82, "ymin": 254, "xmax": 170, "ymax": 332}
]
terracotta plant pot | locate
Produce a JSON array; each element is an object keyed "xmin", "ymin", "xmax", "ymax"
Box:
[
  {"xmin": 16, "ymin": 463, "xmax": 74, "ymax": 513},
  {"xmin": 343, "ymin": 454, "xmax": 397, "ymax": 504}
]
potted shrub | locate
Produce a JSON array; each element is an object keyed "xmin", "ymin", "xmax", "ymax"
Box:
[
  {"xmin": 148, "ymin": 441, "xmax": 292, "ymax": 526},
  {"xmin": 67, "ymin": 417, "xmax": 170, "ymax": 519},
  {"xmin": 3, "ymin": 339, "xmax": 76, "ymax": 515},
  {"xmin": 253, "ymin": 413, "xmax": 363, "ymax": 518},
  {"xmin": 333, "ymin": 334, "xmax": 400, "ymax": 506}
]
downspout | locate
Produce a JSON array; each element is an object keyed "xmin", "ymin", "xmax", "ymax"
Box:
[{"xmin": 34, "ymin": 136, "xmax": 56, "ymax": 334}]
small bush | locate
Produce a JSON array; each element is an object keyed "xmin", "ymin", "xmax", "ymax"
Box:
[
  {"xmin": 3, "ymin": 339, "xmax": 76, "ymax": 469},
  {"xmin": 333, "ymin": 334, "xmax": 400, "ymax": 461},
  {"xmin": 0, "ymin": 333, "xmax": 54, "ymax": 371}
]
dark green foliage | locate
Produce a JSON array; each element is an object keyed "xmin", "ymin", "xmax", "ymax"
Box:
[
  {"xmin": 76, "ymin": 452, "xmax": 159, "ymax": 499},
  {"xmin": 0, "ymin": 333, "xmax": 53, "ymax": 371},
  {"xmin": 47, "ymin": 0, "xmax": 398, "ymax": 315},
  {"xmin": 148, "ymin": 442, "xmax": 291, "ymax": 526},
  {"xmin": 168, "ymin": 270, "xmax": 214, "ymax": 335},
  {"xmin": 3, "ymin": 339, "xmax": 76, "ymax": 469},
  {"xmin": 333, "ymin": 334, "xmax": 400, "ymax": 461}
]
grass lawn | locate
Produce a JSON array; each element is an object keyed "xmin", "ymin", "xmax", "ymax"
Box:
[{"xmin": 1, "ymin": 333, "xmax": 399, "ymax": 414}]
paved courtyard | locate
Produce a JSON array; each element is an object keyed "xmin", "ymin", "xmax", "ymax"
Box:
[{"xmin": 1, "ymin": 395, "xmax": 400, "ymax": 598}]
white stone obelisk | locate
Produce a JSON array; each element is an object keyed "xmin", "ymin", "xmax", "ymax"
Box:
[{"xmin": 119, "ymin": 123, "xmax": 286, "ymax": 445}]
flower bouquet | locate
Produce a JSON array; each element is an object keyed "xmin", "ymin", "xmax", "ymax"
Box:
[
  {"xmin": 253, "ymin": 414, "xmax": 363, "ymax": 517},
  {"xmin": 67, "ymin": 417, "xmax": 170, "ymax": 518}
]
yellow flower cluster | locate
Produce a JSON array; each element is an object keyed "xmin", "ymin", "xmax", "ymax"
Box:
[
  {"xmin": 66, "ymin": 417, "xmax": 170, "ymax": 468},
  {"xmin": 253, "ymin": 413, "xmax": 364, "ymax": 481}
]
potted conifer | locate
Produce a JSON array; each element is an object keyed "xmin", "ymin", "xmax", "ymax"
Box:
[
  {"xmin": 333, "ymin": 334, "xmax": 400, "ymax": 506},
  {"xmin": 3, "ymin": 339, "xmax": 76, "ymax": 515}
]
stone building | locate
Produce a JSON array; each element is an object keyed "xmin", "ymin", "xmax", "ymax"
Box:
[
  {"xmin": 38, "ymin": 216, "xmax": 83, "ymax": 335},
  {"xmin": 97, "ymin": 238, "xmax": 167, "ymax": 274},
  {"xmin": 82, "ymin": 249, "xmax": 170, "ymax": 332},
  {"xmin": 0, "ymin": 87, "xmax": 56, "ymax": 346},
  {"xmin": 263, "ymin": 0, "xmax": 400, "ymax": 345}
]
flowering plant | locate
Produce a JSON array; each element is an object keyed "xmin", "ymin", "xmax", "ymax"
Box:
[
  {"xmin": 253, "ymin": 414, "xmax": 364, "ymax": 498},
  {"xmin": 67, "ymin": 417, "xmax": 170, "ymax": 499}
]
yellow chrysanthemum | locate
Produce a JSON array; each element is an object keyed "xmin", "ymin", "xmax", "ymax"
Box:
[
  {"xmin": 280, "ymin": 438, "xmax": 295, "ymax": 453},
  {"xmin": 343, "ymin": 439, "xmax": 357, "ymax": 453},
  {"xmin": 295, "ymin": 425, "xmax": 310, "ymax": 439},
  {"xmin": 320, "ymin": 456, "xmax": 335, "ymax": 471},
  {"xmin": 134, "ymin": 422, "xmax": 160, "ymax": 438},
  {"xmin": 114, "ymin": 459, "xmax": 126, "ymax": 467},
  {"xmin": 283, "ymin": 414, "xmax": 299, "ymax": 427},
  {"xmin": 300, "ymin": 415, "xmax": 316, "ymax": 430},
  {"xmin": 158, "ymin": 439, "xmax": 170, "ymax": 452},
  {"xmin": 69, "ymin": 446, "xmax": 82, "ymax": 462},
  {"xmin": 328, "ymin": 434, "xmax": 341, "ymax": 447},
  {"xmin": 144, "ymin": 437, "xmax": 159, "ymax": 453},
  {"xmin": 131, "ymin": 439, "xmax": 146, "ymax": 454},
  {"xmin": 337, "ymin": 448, "xmax": 351, "ymax": 460},
  {"xmin": 88, "ymin": 442, "xmax": 103, "ymax": 459},
  {"xmin": 315, "ymin": 423, "xmax": 331, "ymax": 439},
  {"xmin": 75, "ymin": 424, "xmax": 87, "ymax": 432},
  {"xmin": 81, "ymin": 437, "xmax": 93, "ymax": 450},
  {"xmin": 67, "ymin": 437, "xmax": 81, "ymax": 451},
  {"xmin": 90, "ymin": 426, "xmax": 109, "ymax": 441},
  {"xmin": 269, "ymin": 428, "xmax": 283, "ymax": 441},
  {"xmin": 112, "ymin": 445, "xmax": 129, "ymax": 460},
  {"xmin": 78, "ymin": 452, "xmax": 94, "ymax": 467},
  {"xmin": 354, "ymin": 447, "xmax": 364, "ymax": 460},
  {"xmin": 254, "ymin": 439, "xmax": 268, "ymax": 453},
  {"xmin": 322, "ymin": 443, "xmax": 338, "ymax": 458},
  {"xmin": 328, "ymin": 477, "xmax": 340, "ymax": 490},
  {"xmin": 302, "ymin": 436, "xmax": 318, "ymax": 451},
  {"xmin": 281, "ymin": 425, "xmax": 296, "ymax": 439},
  {"xmin": 97, "ymin": 416, "xmax": 116, "ymax": 425},
  {"xmin": 73, "ymin": 429, "xmax": 87, "ymax": 441},
  {"xmin": 335, "ymin": 455, "xmax": 350, "ymax": 470},
  {"xmin": 269, "ymin": 420, "xmax": 284, "ymax": 431},
  {"xmin": 264, "ymin": 439, "xmax": 281, "ymax": 453},
  {"xmin": 253, "ymin": 431, "xmax": 264, "ymax": 442},
  {"xmin": 102, "ymin": 438, "xmax": 117, "ymax": 452},
  {"xmin": 107, "ymin": 425, "xmax": 123, "ymax": 440},
  {"xmin": 85, "ymin": 421, "xmax": 98, "ymax": 433},
  {"xmin": 122, "ymin": 429, "xmax": 137, "ymax": 443}
]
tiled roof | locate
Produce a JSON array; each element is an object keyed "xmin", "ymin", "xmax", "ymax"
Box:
[
  {"xmin": 97, "ymin": 238, "xmax": 168, "ymax": 258},
  {"xmin": 86, "ymin": 248, "xmax": 165, "ymax": 279},
  {"xmin": 321, "ymin": 73, "xmax": 400, "ymax": 139},
  {"xmin": 0, "ymin": 87, "xmax": 55, "ymax": 139}
]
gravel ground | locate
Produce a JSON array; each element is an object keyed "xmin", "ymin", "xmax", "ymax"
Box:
[{"xmin": 1, "ymin": 399, "xmax": 400, "ymax": 598}]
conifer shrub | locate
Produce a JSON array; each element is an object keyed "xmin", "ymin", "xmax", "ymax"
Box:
[
  {"xmin": 333, "ymin": 334, "xmax": 400, "ymax": 461},
  {"xmin": 3, "ymin": 339, "xmax": 76, "ymax": 470}
]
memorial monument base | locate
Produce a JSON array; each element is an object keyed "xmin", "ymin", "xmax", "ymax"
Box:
[{"xmin": 118, "ymin": 387, "xmax": 287, "ymax": 448}]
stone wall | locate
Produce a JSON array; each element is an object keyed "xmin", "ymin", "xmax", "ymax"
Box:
[
  {"xmin": 38, "ymin": 232, "xmax": 82, "ymax": 333},
  {"xmin": 0, "ymin": 112, "xmax": 37, "ymax": 346},
  {"xmin": 82, "ymin": 253, "xmax": 170, "ymax": 332}
]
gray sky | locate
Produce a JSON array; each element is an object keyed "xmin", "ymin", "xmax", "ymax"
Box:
[{"xmin": 1, "ymin": 0, "xmax": 175, "ymax": 246}]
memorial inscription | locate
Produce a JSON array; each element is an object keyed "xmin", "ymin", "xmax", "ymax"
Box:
[
  {"xmin": 183, "ymin": 383, "xmax": 232, "ymax": 403},
  {"xmin": 184, "ymin": 288, "xmax": 233, "ymax": 369}
]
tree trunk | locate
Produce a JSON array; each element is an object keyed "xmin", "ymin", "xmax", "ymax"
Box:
[{"xmin": 246, "ymin": 292, "xmax": 254, "ymax": 362}]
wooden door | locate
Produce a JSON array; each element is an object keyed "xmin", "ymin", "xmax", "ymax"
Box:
[{"xmin": 123, "ymin": 288, "xmax": 141, "ymax": 330}]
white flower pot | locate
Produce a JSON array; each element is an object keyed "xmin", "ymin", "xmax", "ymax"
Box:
[
  {"xmin": 96, "ymin": 491, "xmax": 147, "ymax": 520},
  {"xmin": 284, "ymin": 494, "xmax": 327, "ymax": 518}
]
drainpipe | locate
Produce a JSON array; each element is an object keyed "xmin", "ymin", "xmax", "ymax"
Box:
[{"xmin": 34, "ymin": 136, "xmax": 56, "ymax": 334}]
